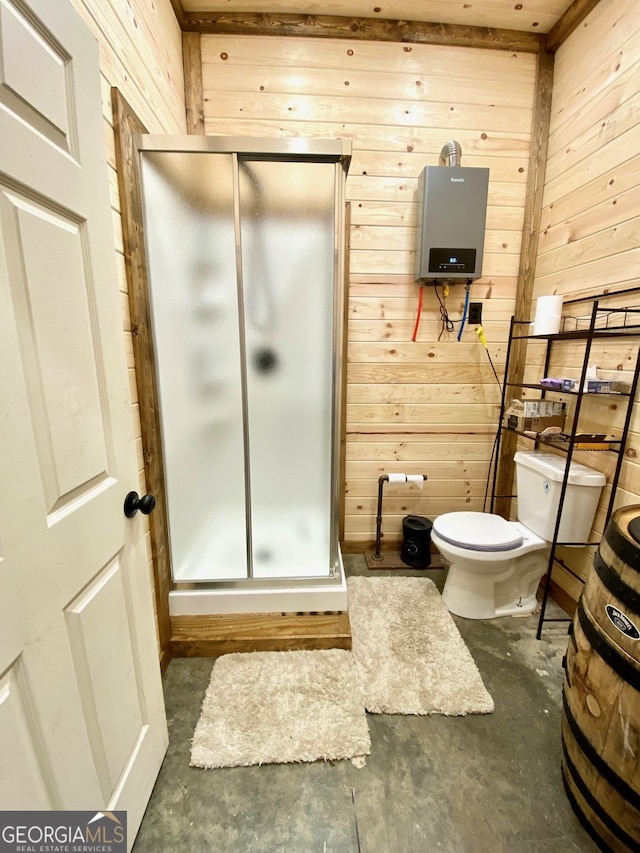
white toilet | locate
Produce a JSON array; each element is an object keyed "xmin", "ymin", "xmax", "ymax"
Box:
[{"xmin": 431, "ymin": 451, "xmax": 606, "ymax": 619}]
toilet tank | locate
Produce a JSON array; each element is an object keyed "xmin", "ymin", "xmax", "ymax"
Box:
[{"xmin": 514, "ymin": 451, "xmax": 606, "ymax": 543}]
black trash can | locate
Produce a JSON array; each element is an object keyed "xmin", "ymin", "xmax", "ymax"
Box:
[{"xmin": 401, "ymin": 515, "xmax": 433, "ymax": 568}]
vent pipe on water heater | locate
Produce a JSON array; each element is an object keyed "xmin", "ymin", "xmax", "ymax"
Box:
[{"xmin": 439, "ymin": 140, "xmax": 462, "ymax": 168}]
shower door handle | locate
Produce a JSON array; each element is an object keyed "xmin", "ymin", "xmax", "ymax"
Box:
[{"xmin": 124, "ymin": 491, "xmax": 156, "ymax": 518}]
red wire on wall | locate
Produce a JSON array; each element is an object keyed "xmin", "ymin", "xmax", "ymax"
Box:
[{"xmin": 411, "ymin": 284, "xmax": 424, "ymax": 342}]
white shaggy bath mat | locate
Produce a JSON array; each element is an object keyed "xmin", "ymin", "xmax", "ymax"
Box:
[
  {"xmin": 190, "ymin": 648, "xmax": 371, "ymax": 769},
  {"xmin": 347, "ymin": 576, "xmax": 494, "ymax": 716}
]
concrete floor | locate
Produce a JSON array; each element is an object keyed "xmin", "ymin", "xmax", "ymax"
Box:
[{"xmin": 133, "ymin": 556, "xmax": 600, "ymax": 853}]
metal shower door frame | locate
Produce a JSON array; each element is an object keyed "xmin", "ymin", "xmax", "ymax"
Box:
[{"xmin": 135, "ymin": 134, "xmax": 351, "ymax": 586}]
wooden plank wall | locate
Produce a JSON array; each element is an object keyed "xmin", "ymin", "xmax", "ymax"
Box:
[
  {"xmin": 68, "ymin": 0, "xmax": 186, "ymax": 636},
  {"xmin": 530, "ymin": 0, "xmax": 640, "ymax": 601},
  {"xmin": 200, "ymin": 34, "xmax": 537, "ymax": 544}
]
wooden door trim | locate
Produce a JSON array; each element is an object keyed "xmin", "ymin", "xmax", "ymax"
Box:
[{"xmin": 112, "ymin": 88, "xmax": 172, "ymax": 673}]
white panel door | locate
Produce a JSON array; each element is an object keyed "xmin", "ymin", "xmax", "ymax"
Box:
[{"xmin": 0, "ymin": 0, "xmax": 167, "ymax": 845}]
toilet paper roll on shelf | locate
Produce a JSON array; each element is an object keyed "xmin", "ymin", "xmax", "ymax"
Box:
[{"xmin": 532, "ymin": 294, "xmax": 563, "ymax": 335}]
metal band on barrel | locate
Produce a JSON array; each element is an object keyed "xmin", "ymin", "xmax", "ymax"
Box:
[
  {"xmin": 593, "ymin": 552, "xmax": 640, "ymax": 616},
  {"xmin": 576, "ymin": 599, "xmax": 640, "ymax": 693}
]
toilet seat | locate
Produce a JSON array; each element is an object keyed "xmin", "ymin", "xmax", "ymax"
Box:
[{"xmin": 433, "ymin": 512, "xmax": 524, "ymax": 552}]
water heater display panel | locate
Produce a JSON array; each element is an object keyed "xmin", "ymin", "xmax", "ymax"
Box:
[{"xmin": 429, "ymin": 248, "xmax": 476, "ymax": 274}]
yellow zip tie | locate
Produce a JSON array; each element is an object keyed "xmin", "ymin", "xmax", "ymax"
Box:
[{"xmin": 476, "ymin": 325, "xmax": 487, "ymax": 348}]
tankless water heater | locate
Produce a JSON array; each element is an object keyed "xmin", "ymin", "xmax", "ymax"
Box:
[{"xmin": 414, "ymin": 164, "xmax": 489, "ymax": 282}]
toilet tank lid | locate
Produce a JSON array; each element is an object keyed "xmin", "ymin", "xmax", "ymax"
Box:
[
  {"xmin": 433, "ymin": 512, "xmax": 523, "ymax": 552},
  {"xmin": 514, "ymin": 451, "xmax": 606, "ymax": 486}
]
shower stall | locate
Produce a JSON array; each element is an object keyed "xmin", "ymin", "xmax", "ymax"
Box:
[{"xmin": 137, "ymin": 137, "xmax": 351, "ymax": 615}]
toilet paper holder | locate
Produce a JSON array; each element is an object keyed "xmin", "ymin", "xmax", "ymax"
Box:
[{"xmin": 372, "ymin": 473, "xmax": 428, "ymax": 561}]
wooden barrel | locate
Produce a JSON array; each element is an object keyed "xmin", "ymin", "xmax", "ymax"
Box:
[{"xmin": 562, "ymin": 505, "xmax": 640, "ymax": 852}]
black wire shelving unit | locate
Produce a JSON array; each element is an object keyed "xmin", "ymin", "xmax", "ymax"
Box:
[{"xmin": 490, "ymin": 297, "xmax": 640, "ymax": 639}]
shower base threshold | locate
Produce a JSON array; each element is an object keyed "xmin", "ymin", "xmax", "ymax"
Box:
[{"xmin": 169, "ymin": 549, "xmax": 348, "ymax": 615}]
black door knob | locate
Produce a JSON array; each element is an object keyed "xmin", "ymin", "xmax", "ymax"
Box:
[{"xmin": 124, "ymin": 491, "xmax": 156, "ymax": 518}]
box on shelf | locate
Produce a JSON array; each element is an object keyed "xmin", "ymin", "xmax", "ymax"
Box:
[
  {"xmin": 541, "ymin": 377, "xmax": 576, "ymax": 391},
  {"xmin": 573, "ymin": 434, "xmax": 618, "ymax": 450},
  {"xmin": 521, "ymin": 400, "xmax": 565, "ymax": 418},
  {"xmin": 544, "ymin": 433, "xmax": 619, "ymax": 451},
  {"xmin": 586, "ymin": 380, "xmax": 613, "ymax": 393},
  {"xmin": 504, "ymin": 399, "xmax": 566, "ymax": 433}
]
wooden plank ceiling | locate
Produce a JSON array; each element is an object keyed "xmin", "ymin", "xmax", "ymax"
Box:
[{"xmin": 181, "ymin": 1, "xmax": 577, "ymax": 34}]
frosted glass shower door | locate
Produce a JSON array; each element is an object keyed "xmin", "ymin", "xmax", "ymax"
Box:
[
  {"xmin": 140, "ymin": 152, "xmax": 248, "ymax": 581},
  {"xmin": 238, "ymin": 160, "xmax": 336, "ymax": 578}
]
